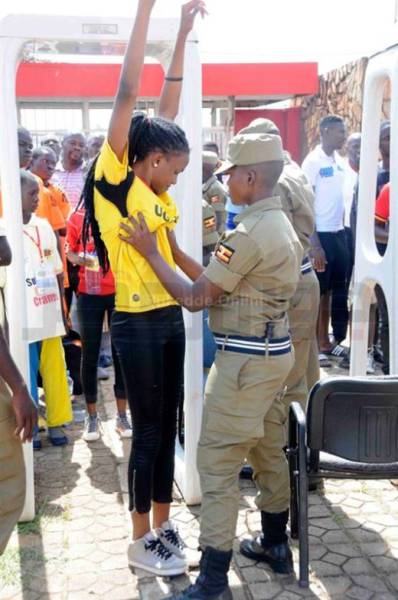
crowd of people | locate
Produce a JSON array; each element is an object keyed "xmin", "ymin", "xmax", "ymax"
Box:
[{"xmin": 0, "ymin": 0, "xmax": 393, "ymax": 597}]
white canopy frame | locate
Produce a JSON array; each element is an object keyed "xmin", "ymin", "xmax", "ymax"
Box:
[
  {"xmin": 351, "ymin": 47, "xmax": 398, "ymax": 377},
  {"xmin": 0, "ymin": 13, "xmax": 203, "ymax": 520}
]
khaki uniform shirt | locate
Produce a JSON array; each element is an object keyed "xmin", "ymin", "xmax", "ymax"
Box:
[
  {"xmin": 276, "ymin": 166, "xmax": 315, "ymax": 256},
  {"xmin": 204, "ymin": 196, "xmax": 303, "ymax": 338},
  {"xmin": 277, "ymin": 159, "xmax": 318, "ymax": 341},
  {"xmin": 202, "ymin": 175, "xmax": 228, "ymax": 220},
  {"xmin": 202, "ymin": 200, "xmax": 219, "ymax": 248}
]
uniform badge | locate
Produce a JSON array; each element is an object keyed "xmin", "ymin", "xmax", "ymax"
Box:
[
  {"xmin": 203, "ymin": 216, "xmax": 216, "ymax": 229},
  {"xmin": 216, "ymin": 243, "xmax": 234, "ymax": 264}
]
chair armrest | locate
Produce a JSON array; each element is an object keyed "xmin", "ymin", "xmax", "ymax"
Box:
[
  {"xmin": 290, "ymin": 402, "xmax": 306, "ymax": 427},
  {"xmin": 288, "ymin": 401, "xmax": 307, "ymax": 448}
]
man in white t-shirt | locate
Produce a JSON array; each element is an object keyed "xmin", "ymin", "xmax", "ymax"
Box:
[{"xmin": 302, "ymin": 115, "xmax": 349, "ymax": 364}]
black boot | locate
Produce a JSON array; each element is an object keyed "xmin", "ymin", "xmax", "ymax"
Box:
[
  {"xmin": 167, "ymin": 547, "xmax": 233, "ymax": 599},
  {"xmin": 240, "ymin": 510, "xmax": 293, "ymax": 574}
]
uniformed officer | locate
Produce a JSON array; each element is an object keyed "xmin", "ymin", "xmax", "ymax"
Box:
[
  {"xmin": 0, "ymin": 329, "xmax": 36, "ymax": 555},
  {"xmin": 239, "ymin": 118, "xmax": 320, "ymax": 415},
  {"xmin": 119, "ymin": 133, "xmax": 303, "ymax": 599},
  {"xmin": 202, "ymin": 199, "xmax": 218, "ymax": 266},
  {"xmin": 202, "ymin": 151, "xmax": 228, "ymax": 234},
  {"xmin": 0, "ymin": 225, "xmax": 36, "ymax": 555}
]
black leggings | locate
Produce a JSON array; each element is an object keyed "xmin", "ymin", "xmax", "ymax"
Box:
[
  {"xmin": 112, "ymin": 306, "xmax": 185, "ymax": 513},
  {"xmin": 77, "ymin": 293, "xmax": 125, "ymax": 402},
  {"xmin": 317, "ymin": 230, "xmax": 349, "ymax": 343},
  {"xmin": 65, "ymin": 262, "xmax": 80, "ymax": 315}
]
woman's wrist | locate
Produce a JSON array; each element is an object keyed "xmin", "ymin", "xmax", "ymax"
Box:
[
  {"xmin": 170, "ymin": 244, "xmax": 183, "ymax": 262},
  {"xmin": 10, "ymin": 379, "xmax": 28, "ymax": 396},
  {"xmin": 177, "ymin": 26, "xmax": 190, "ymax": 40}
]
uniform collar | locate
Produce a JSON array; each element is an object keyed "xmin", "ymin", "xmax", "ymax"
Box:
[{"xmin": 234, "ymin": 196, "xmax": 282, "ymax": 223}]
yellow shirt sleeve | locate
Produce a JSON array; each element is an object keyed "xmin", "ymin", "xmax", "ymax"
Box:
[{"xmin": 95, "ymin": 140, "xmax": 130, "ymax": 186}]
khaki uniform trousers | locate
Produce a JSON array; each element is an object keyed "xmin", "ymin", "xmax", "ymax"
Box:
[
  {"xmin": 0, "ymin": 378, "xmax": 25, "ymax": 555},
  {"xmin": 306, "ymin": 336, "xmax": 320, "ymax": 393},
  {"xmin": 283, "ymin": 269, "xmax": 320, "ymax": 414},
  {"xmin": 198, "ymin": 347, "xmax": 294, "ymax": 552}
]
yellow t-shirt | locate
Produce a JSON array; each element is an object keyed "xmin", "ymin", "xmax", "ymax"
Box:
[{"xmin": 94, "ymin": 141, "xmax": 179, "ymax": 313}]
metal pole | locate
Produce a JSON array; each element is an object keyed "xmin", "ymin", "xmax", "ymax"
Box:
[{"xmin": 174, "ymin": 39, "xmax": 203, "ymax": 505}]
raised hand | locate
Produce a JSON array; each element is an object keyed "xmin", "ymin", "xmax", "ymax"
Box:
[{"xmin": 179, "ymin": 0, "xmax": 207, "ymax": 36}]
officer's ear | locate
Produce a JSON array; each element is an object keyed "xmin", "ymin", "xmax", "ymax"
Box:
[{"xmin": 246, "ymin": 169, "xmax": 256, "ymax": 186}]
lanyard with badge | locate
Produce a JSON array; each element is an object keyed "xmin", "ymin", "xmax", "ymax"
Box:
[{"xmin": 23, "ymin": 226, "xmax": 58, "ymax": 295}]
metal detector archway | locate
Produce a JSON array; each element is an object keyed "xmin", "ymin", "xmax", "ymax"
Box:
[
  {"xmin": 0, "ymin": 13, "xmax": 203, "ymax": 520},
  {"xmin": 351, "ymin": 47, "xmax": 398, "ymax": 379}
]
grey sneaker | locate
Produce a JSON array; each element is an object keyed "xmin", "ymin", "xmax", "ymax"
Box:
[
  {"xmin": 128, "ymin": 531, "xmax": 187, "ymax": 576},
  {"xmin": 158, "ymin": 520, "xmax": 201, "ymax": 568},
  {"xmin": 116, "ymin": 413, "xmax": 132, "ymax": 438},
  {"xmin": 83, "ymin": 414, "xmax": 101, "ymax": 442}
]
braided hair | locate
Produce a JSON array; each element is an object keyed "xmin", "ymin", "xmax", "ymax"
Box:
[{"xmin": 81, "ymin": 113, "xmax": 189, "ymax": 271}]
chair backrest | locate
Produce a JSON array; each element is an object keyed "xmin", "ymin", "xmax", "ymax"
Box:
[{"xmin": 307, "ymin": 376, "xmax": 398, "ymax": 463}]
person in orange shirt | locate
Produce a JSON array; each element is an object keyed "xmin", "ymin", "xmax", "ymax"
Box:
[
  {"xmin": 1, "ymin": 128, "xmax": 65, "ymax": 235},
  {"xmin": 30, "ymin": 147, "xmax": 70, "ymax": 288},
  {"xmin": 30, "ymin": 148, "xmax": 67, "ymax": 231},
  {"xmin": 31, "ymin": 148, "xmax": 71, "ymax": 221}
]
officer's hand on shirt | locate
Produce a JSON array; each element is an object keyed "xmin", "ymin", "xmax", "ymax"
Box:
[
  {"xmin": 12, "ymin": 384, "xmax": 37, "ymax": 443},
  {"xmin": 310, "ymin": 245, "xmax": 327, "ymax": 273},
  {"xmin": 119, "ymin": 213, "xmax": 158, "ymax": 258},
  {"xmin": 179, "ymin": 0, "xmax": 207, "ymax": 36}
]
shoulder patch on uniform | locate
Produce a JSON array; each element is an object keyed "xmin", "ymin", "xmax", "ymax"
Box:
[
  {"xmin": 215, "ymin": 243, "xmax": 235, "ymax": 264},
  {"xmin": 203, "ymin": 216, "xmax": 216, "ymax": 229}
]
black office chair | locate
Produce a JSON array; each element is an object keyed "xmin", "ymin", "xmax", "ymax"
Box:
[{"xmin": 287, "ymin": 376, "xmax": 398, "ymax": 588}]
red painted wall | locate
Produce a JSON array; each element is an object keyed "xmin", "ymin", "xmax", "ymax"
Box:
[
  {"xmin": 15, "ymin": 62, "xmax": 318, "ymax": 99},
  {"xmin": 235, "ymin": 107, "xmax": 302, "ymax": 163}
]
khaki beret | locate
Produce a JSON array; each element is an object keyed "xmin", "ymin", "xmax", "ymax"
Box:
[
  {"xmin": 202, "ymin": 151, "xmax": 219, "ymax": 167},
  {"xmin": 239, "ymin": 118, "xmax": 280, "ymax": 136},
  {"xmin": 215, "ymin": 133, "xmax": 284, "ymax": 175}
]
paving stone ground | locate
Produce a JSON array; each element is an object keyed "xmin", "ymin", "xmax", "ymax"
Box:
[{"xmin": 1, "ymin": 359, "xmax": 398, "ymax": 599}]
